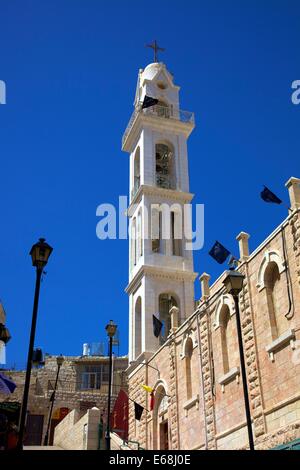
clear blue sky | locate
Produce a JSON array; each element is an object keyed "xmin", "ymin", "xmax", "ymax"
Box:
[{"xmin": 0, "ymin": 1, "xmax": 299, "ymax": 368}]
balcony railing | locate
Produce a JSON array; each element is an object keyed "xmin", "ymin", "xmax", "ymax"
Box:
[{"xmin": 122, "ymin": 105, "xmax": 194, "ymax": 148}]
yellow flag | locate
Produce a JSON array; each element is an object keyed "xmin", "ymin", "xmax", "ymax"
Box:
[{"xmin": 141, "ymin": 384, "xmax": 153, "ymax": 393}]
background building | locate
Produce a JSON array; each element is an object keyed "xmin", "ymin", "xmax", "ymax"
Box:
[{"xmin": 0, "ymin": 350, "xmax": 128, "ymax": 446}]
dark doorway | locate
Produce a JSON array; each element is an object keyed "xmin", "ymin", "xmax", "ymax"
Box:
[
  {"xmin": 49, "ymin": 418, "xmax": 60, "ymax": 445},
  {"xmin": 159, "ymin": 421, "xmax": 169, "ymax": 450},
  {"xmin": 24, "ymin": 414, "xmax": 44, "ymax": 445}
]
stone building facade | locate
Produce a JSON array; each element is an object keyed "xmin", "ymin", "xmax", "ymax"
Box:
[
  {"xmin": 1, "ymin": 354, "xmax": 128, "ymax": 445},
  {"xmin": 123, "ymin": 59, "xmax": 300, "ymax": 450},
  {"xmin": 126, "ymin": 179, "xmax": 300, "ymax": 450}
]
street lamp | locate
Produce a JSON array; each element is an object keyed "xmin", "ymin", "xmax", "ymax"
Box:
[
  {"xmin": 17, "ymin": 238, "xmax": 53, "ymax": 450},
  {"xmin": 105, "ymin": 320, "xmax": 117, "ymax": 450},
  {"xmin": 223, "ymin": 269, "xmax": 255, "ymax": 450},
  {"xmin": 43, "ymin": 355, "xmax": 64, "ymax": 445}
]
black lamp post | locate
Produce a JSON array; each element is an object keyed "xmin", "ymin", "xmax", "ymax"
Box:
[
  {"xmin": 43, "ymin": 355, "xmax": 64, "ymax": 445},
  {"xmin": 223, "ymin": 270, "xmax": 255, "ymax": 451},
  {"xmin": 105, "ymin": 320, "xmax": 117, "ymax": 450},
  {"xmin": 17, "ymin": 238, "xmax": 53, "ymax": 450}
]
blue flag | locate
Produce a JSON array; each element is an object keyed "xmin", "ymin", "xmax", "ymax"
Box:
[
  {"xmin": 152, "ymin": 315, "xmax": 163, "ymax": 337},
  {"xmin": 209, "ymin": 241, "xmax": 230, "ymax": 264},
  {"xmin": 260, "ymin": 186, "xmax": 282, "ymax": 204},
  {"xmin": 142, "ymin": 95, "xmax": 159, "ymax": 109}
]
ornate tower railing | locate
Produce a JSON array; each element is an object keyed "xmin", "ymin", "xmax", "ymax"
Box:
[{"xmin": 122, "ymin": 105, "xmax": 194, "ymax": 148}]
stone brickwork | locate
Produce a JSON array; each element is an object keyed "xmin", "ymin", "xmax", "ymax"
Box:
[
  {"xmin": 127, "ymin": 200, "xmax": 300, "ymax": 450},
  {"xmin": 239, "ymin": 264, "xmax": 265, "ymax": 438}
]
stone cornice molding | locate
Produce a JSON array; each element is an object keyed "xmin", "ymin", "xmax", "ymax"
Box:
[
  {"xmin": 122, "ymin": 113, "xmax": 194, "ymax": 152},
  {"xmin": 127, "ymin": 184, "xmax": 194, "ymax": 217},
  {"xmin": 125, "ymin": 265, "xmax": 198, "ymax": 294}
]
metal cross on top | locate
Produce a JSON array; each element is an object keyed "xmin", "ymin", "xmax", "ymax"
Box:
[{"xmin": 146, "ymin": 40, "xmax": 165, "ymax": 63}]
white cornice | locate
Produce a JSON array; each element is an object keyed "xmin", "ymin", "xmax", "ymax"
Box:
[
  {"xmin": 122, "ymin": 113, "xmax": 194, "ymax": 152},
  {"xmin": 127, "ymin": 185, "xmax": 194, "ymax": 217},
  {"xmin": 125, "ymin": 265, "xmax": 198, "ymax": 294}
]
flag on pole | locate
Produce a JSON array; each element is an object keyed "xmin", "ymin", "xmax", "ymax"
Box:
[
  {"xmin": 260, "ymin": 186, "xmax": 282, "ymax": 204},
  {"xmin": 142, "ymin": 95, "xmax": 159, "ymax": 109},
  {"xmin": 209, "ymin": 241, "xmax": 230, "ymax": 264},
  {"xmin": 152, "ymin": 315, "xmax": 163, "ymax": 338},
  {"xmin": 141, "ymin": 384, "xmax": 153, "ymax": 393},
  {"xmin": 150, "ymin": 391, "xmax": 155, "ymax": 411},
  {"xmin": 134, "ymin": 402, "xmax": 144, "ymax": 421}
]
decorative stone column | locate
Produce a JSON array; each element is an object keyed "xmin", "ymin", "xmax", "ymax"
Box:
[
  {"xmin": 198, "ymin": 311, "xmax": 216, "ymax": 449},
  {"xmin": 170, "ymin": 306, "xmax": 179, "ymax": 333},
  {"xmin": 286, "ymin": 177, "xmax": 300, "ymax": 286},
  {"xmin": 239, "ymin": 265, "xmax": 266, "ymax": 438},
  {"xmin": 199, "ymin": 273, "xmax": 211, "ymax": 300},
  {"xmin": 285, "ymin": 177, "xmax": 300, "ymax": 211},
  {"xmin": 168, "ymin": 341, "xmax": 179, "ymax": 449},
  {"xmin": 236, "ymin": 232, "xmax": 250, "ymax": 261}
]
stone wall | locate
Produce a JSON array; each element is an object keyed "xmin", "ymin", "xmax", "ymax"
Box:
[
  {"xmin": 1, "ymin": 354, "xmax": 128, "ymax": 445},
  {"xmin": 54, "ymin": 407, "xmax": 101, "ymax": 450},
  {"xmin": 127, "ymin": 202, "xmax": 300, "ymax": 450}
]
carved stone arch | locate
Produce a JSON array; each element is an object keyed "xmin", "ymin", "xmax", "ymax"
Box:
[
  {"xmin": 152, "ymin": 379, "xmax": 170, "ymax": 450},
  {"xmin": 153, "ymin": 378, "xmax": 169, "ymax": 397},
  {"xmin": 180, "ymin": 329, "xmax": 198, "ymax": 359},
  {"xmin": 213, "ymin": 294, "xmax": 235, "ymax": 330},
  {"xmin": 256, "ymin": 249, "xmax": 286, "ymax": 292}
]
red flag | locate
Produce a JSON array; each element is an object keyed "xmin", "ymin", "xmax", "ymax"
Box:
[{"xmin": 150, "ymin": 392, "xmax": 155, "ymax": 411}]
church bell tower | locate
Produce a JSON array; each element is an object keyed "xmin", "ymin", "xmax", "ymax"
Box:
[{"xmin": 122, "ymin": 56, "xmax": 197, "ymax": 363}]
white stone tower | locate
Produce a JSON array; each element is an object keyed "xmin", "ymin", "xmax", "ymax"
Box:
[{"xmin": 122, "ymin": 61, "xmax": 197, "ymax": 363}]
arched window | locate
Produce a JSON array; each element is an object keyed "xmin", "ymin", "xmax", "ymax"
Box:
[
  {"xmin": 219, "ymin": 305, "xmax": 231, "ymax": 374},
  {"xmin": 134, "ymin": 297, "xmax": 142, "ymax": 358},
  {"xmin": 264, "ymin": 261, "xmax": 289, "ymax": 339},
  {"xmin": 171, "ymin": 209, "xmax": 182, "ymax": 256},
  {"xmin": 185, "ymin": 338, "xmax": 193, "ymax": 400},
  {"xmin": 155, "ymin": 143, "xmax": 175, "ymax": 190},
  {"xmin": 137, "ymin": 209, "xmax": 143, "ymax": 258},
  {"xmin": 151, "ymin": 205, "xmax": 164, "ymax": 254},
  {"xmin": 131, "ymin": 218, "xmax": 137, "ymax": 268},
  {"xmin": 159, "ymin": 294, "xmax": 178, "ymax": 344},
  {"xmin": 133, "ymin": 147, "xmax": 140, "ymax": 198},
  {"xmin": 152, "ymin": 384, "xmax": 169, "ymax": 450}
]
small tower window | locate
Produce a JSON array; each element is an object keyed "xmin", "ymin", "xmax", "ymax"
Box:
[
  {"xmin": 155, "ymin": 143, "xmax": 175, "ymax": 190},
  {"xmin": 133, "ymin": 147, "xmax": 141, "ymax": 199},
  {"xmin": 157, "ymin": 81, "xmax": 167, "ymax": 90}
]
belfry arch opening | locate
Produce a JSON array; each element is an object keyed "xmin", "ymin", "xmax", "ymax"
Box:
[
  {"xmin": 133, "ymin": 147, "xmax": 141, "ymax": 198},
  {"xmin": 158, "ymin": 294, "xmax": 178, "ymax": 344},
  {"xmin": 155, "ymin": 143, "xmax": 176, "ymax": 190},
  {"xmin": 134, "ymin": 297, "xmax": 142, "ymax": 358}
]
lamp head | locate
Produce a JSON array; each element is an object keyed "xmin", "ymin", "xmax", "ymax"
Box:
[
  {"xmin": 56, "ymin": 355, "xmax": 64, "ymax": 367},
  {"xmin": 223, "ymin": 270, "xmax": 245, "ymax": 296},
  {"xmin": 30, "ymin": 238, "xmax": 53, "ymax": 269},
  {"xmin": 105, "ymin": 320, "xmax": 117, "ymax": 338}
]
